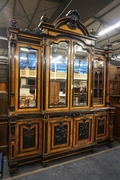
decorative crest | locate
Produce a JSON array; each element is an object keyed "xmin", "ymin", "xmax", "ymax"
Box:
[
  {"xmin": 9, "ymin": 17, "xmax": 18, "ymax": 28},
  {"xmin": 66, "ymin": 9, "xmax": 81, "ymax": 30},
  {"xmin": 38, "ymin": 14, "xmax": 49, "ymax": 28}
]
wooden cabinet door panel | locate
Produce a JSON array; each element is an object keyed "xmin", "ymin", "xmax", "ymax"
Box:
[
  {"xmin": 15, "ymin": 119, "xmax": 42, "ymax": 157},
  {"xmin": 73, "ymin": 115, "xmax": 94, "ymax": 147},
  {"xmin": 96, "ymin": 113, "xmax": 109, "ymax": 140},
  {"xmin": 47, "ymin": 118, "xmax": 73, "ymax": 153}
]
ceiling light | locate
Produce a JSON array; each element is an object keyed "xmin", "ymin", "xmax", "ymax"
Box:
[
  {"xmin": 0, "ymin": 56, "xmax": 8, "ymax": 59},
  {"xmin": 98, "ymin": 21, "xmax": 120, "ymax": 36},
  {"xmin": 0, "ymin": 36, "xmax": 7, "ymax": 40},
  {"xmin": 117, "ymin": 52, "xmax": 120, "ymax": 59},
  {"xmin": 112, "ymin": 42, "xmax": 120, "ymax": 46},
  {"xmin": 20, "ymin": 48, "xmax": 29, "ymax": 52},
  {"xmin": 51, "ymin": 56, "xmax": 62, "ymax": 62}
]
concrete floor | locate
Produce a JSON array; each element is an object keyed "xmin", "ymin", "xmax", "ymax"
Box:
[{"xmin": 1, "ymin": 141, "xmax": 120, "ymax": 180}]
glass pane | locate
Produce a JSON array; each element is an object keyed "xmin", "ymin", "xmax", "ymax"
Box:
[
  {"xmin": 19, "ymin": 47, "xmax": 37, "ymax": 108},
  {"xmin": 73, "ymin": 44, "xmax": 88, "ymax": 106},
  {"xmin": 93, "ymin": 59, "xmax": 104, "ymax": 104},
  {"xmin": 49, "ymin": 41, "xmax": 69, "ymax": 108}
]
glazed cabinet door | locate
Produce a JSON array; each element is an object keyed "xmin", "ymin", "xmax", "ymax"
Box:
[
  {"xmin": 73, "ymin": 115, "xmax": 95, "ymax": 147},
  {"xmin": 47, "ymin": 118, "xmax": 73, "ymax": 153},
  {"xmin": 46, "ymin": 39, "xmax": 70, "ymax": 111},
  {"xmin": 9, "ymin": 119, "xmax": 42, "ymax": 159},
  {"xmin": 95, "ymin": 112, "xmax": 109, "ymax": 141},
  {"xmin": 70, "ymin": 42, "xmax": 91, "ymax": 110},
  {"xmin": 45, "ymin": 39, "xmax": 92, "ymax": 111},
  {"xmin": 93, "ymin": 57, "xmax": 106, "ymax": 107},
  {"xmin": 15, "ymin": 44, "xmax": 41, "ymax": 113}
]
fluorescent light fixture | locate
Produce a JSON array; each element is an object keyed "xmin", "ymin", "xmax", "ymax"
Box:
[
  {"xmin": 51, "ymin": 56, "xmax": 62, "ymax": 62},
  {"xmin": 98, "ymin": 21, "xmax": 120, "ymax": 36},
  {"xmin": 20, "ymin": 57, "xmax": 27, "ymax": 60},
  {"xmin": 112, "ymin": 42, "xmax": 120, "ymax": 46},
  {"xmin": 117, "ymin": 53, "xmax": 120, "ymax": 58},
  {"xmin": 0, "ymin": 36, "xmax": 7, "ymax": 40},
  {"xmin": 20, "ymin": 48, "xmax": 29, "ymax": 52},
  {"xmin": 0, "ymin": 56, "xmax": 8, "ymax": 59}
]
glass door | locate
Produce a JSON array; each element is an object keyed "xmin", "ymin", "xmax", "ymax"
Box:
[
  {"xmin": 46, "ymin": 40, "xmax": 70, "ymax": 110},
  {"xmin": 93, "ymin": 58, "xmax": 105, "ymax": 106},
  {"xmin": 71, "ymin": 43, "xmax": 89, "ymax": 108},
  {"xmin": 19, "ymin": 47, "xmax": 37, "ymax": 108},
  {"xmin": 15, "ymin": 44, "xmax": 41, "ymax": 112}
]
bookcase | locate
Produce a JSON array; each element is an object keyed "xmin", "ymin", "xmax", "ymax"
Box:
[{"xmin": 7, "ymin": 10, "xmax": 115, "ymax": 175}]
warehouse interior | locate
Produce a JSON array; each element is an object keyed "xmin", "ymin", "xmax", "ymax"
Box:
[{"xmin": 0, "ymin": 0, "xmax": 120, "ymax": 179}]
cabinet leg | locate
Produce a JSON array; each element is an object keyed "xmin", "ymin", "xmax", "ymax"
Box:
[
  {"xmin": 92, "ymin": 142, "xmax": 97, "ymax": 153},
  {"xmin": 108, "ymin": 137, "xmax": 114, "ymax": 148},
  {"xmin": 42, "ymin": 160, "xmax": 49, "ymax": 168},
  {"xmin": 8, "ymin": 159, "xmax": 17, "ymax": 176}
]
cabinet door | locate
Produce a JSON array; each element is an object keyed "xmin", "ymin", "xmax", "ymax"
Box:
[
  {"xmin": 15, "ymin": 44, "xmax": 41, "ymax": 113},
  {"xmin": 70, "ymin": 42, "xmax": 91, "ymax": 109},
  {"xmin": 47, "ymin": 118, "xmax": 73, "ymax": 153},
  {"xmin": 46, "ymin": 40, "xmax": 70, "ymax": 111},
  {"xmin": 96, "ymin": 113, "xmax": 109, "ymax": 141},
  {"xmin": 73, "ymin": 115, "xmax": 94, "ymax": 147},
  {"xmin": 14, "ymin": 119, "xmax": 42, "ymax": 157},
  {"xmin": 93, "ymin": 58, "xmax": 106, "ymax": 106}
]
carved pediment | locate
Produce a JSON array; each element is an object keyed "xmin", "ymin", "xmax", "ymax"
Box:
[{"xmin": 66, "ymin": 9, "xmax": 81, "ymax": 30}]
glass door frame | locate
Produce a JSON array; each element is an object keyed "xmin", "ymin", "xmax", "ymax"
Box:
[
  {"xmin": 15, "ymin": 43, "xmax": 41, "ymax": 113},
  {"xmin": 45, "ymin": 38, "xmax": 71, "ymax": 111},
  {"xmin": 70, "ymin": 40, "xmax": 92, "ymax": 110},
  {"xmin": 93, "ymin": 56, "xmax": 106, "ymax": 107}
]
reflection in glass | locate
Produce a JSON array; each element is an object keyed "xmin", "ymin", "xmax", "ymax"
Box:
[
  {"xmin": 93, "ymin": 59, "xmax": 104, "ymax": 104},
  {"xmin": 49, "ymin": 41, "xmax": 68, "ymax": 107},
  {"xmin": 19, "ymin": 47, "xmax": 37, "ymax": 108},
  {"xmin": 73, "ymin": 44, "xmax": 88, "ymax": 106}
]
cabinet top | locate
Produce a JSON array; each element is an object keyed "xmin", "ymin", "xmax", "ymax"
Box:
[{"xmin": 8, "ymin": 9, "xmax": 97, "ymax": 41}]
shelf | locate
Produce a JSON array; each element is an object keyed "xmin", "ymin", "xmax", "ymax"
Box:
[
  {"xmin": 110, "ymin": 80, "xmax": 120, "ymax": 83},
  {"xmin": 110, "ymin": 95, "xmax": 120, "ymax": 97},
  {"xmin": 94, "ymin": 88, "xmax": 103, "ymax": 89}
]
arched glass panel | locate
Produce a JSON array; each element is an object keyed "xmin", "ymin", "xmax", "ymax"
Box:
[
  {"xmin": 49, "ymin": 41, "xmax": 69, "ymax": 108},
  {"xmin": 73, "ymin": 44, "xmax": 89, "ymax": 106},
  {"xmin": 93, "ymin": 58, "xmax": 104, "ymax": 104},
  {"xmin": 19, "ymin": 47, "xmax": 38, "ymax": 108}
]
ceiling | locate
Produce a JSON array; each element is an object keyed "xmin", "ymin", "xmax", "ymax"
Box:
[{"xmin": 0, "ymin": 0, "xmax": 120, "ymax": 60}]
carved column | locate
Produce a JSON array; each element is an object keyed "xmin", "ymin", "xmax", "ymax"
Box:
[
  {"xmin": 109, "ymin": 109, "xmax": 115, "ymax": 147},
  {"xmin": 8, "ymin": 18, "xmax": 18, "ymax": 114},
  {"xmin": 9, "ymin": 117, "xmax": 17, "ymax": 176}
]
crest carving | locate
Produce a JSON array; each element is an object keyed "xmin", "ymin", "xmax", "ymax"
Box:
[{"xmin": 66, "ymin": 9, "xmax": 81, "ymax": 30}]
